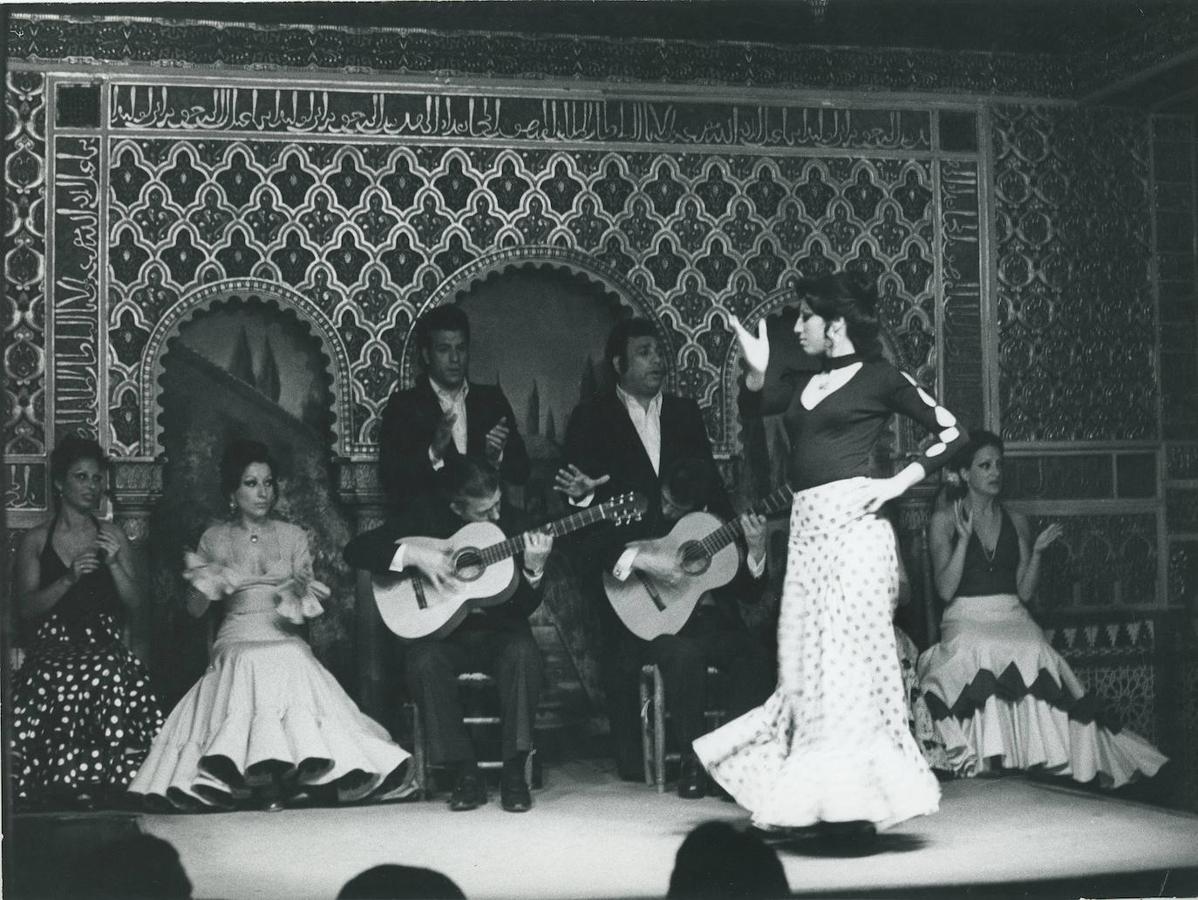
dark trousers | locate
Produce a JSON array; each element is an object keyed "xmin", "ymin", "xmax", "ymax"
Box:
[
  {"xmin": 404, "ymin": 623, "xmax": 543, "ymax": 766},
  {"xmin": 605, "ymin": 605, "xmax": 774, "ymax": 777}
]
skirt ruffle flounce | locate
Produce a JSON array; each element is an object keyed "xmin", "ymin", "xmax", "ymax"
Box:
[
  {"xmin": 918, "ymin": 594, "xmax": 1167, "ymax": 788},
  {"xmin": 128, "ymin": 636, "xmax": 415, "ymax": 809}
]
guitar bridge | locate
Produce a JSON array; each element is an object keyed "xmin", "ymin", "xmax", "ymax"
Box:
[{"xmin": 635, "ymin": 572, "xmax": 667, "ymax": 612}]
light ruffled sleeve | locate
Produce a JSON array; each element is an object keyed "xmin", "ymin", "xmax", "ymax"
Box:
[
  {"xmin": 183, "ymin": 527, "xmax": 240, "ymax": 602},
  {"xmin": 275, "ymin": 526, "xmax": 328, "ymax": 625}
]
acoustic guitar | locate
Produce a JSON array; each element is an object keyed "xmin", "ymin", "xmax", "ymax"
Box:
[
  {"xmin": 603, "ymin": 485, "xmax": 793, "ymax": 641},
  {"xmin": 374, "ymin": 492, "xmax": 647, "ymax": 641}
]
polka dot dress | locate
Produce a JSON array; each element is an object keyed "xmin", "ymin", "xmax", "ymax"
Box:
[
  {"xmin": 11, "ymin": 535, "xmax": 163, "ymax": 807},
  {"xmin": 694, "ymin": 478, "xmax": 940, "ymax": 830}
]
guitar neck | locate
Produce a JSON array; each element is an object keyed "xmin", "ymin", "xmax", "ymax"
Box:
[
  {"xmin": 693, "ymin": 485, "xmax": 793, "ymax": 558},
  {"xmin": 478, "ymin": 503, "xmax": 619, "ymax": 566}
]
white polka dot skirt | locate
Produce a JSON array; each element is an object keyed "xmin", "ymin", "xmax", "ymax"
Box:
[
  {"xmin": 694, "ymin": 478, "xmax": 940, "ymax": 830},
  {"xmin": 10, "ymin": 613, "xmax": 164, "ymax": 806}
]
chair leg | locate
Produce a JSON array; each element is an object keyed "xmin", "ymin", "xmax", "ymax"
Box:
[
  {"xmin": 409, "ymin": 702, "xmax": 429, "ymax": 800},
  {"xmin": 653, "ymin": 666, "xmax": 666, "ymax": 794},
  {"xmin": 639, "ymin": 669, "xmax": 654, "ymax": 786}
]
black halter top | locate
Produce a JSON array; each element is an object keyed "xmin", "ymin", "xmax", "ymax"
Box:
[
  {"xmin": 956, "ymin": 507, "xmax": 1020, "ymax": 597},
  {"xmin": 38, "ymin": 514, "xmax": 123, "ymax": 629}
]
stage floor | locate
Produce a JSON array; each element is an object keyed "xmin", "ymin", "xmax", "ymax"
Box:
[
  {"xmin": 124, "ymin": 761, "xmax": 1198, "ymax": 900},
  {"xmin": 12, "ymin": 761, "xmax": 1198, "ymax": 899}
]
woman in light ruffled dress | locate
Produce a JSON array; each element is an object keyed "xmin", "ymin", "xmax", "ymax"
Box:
[
  {"xmin": 129, "ymin": 439, "xmax": 416, "ymax": 810},
  {"xmin": 918, "ymin": 430, "xmax": 1167, "ymax": 787}
]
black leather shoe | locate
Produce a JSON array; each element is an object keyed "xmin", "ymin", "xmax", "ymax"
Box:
[
  {"xmin": 448, "ymin": 772, "xmax": 485, "ymax": 811},
  {"xmin": 678, "ymin": 756, "xmax": 707, "ymax": 799},
  {"xmin": 500, "ymin": 771, "xmax": 532, "ymax": 813}
]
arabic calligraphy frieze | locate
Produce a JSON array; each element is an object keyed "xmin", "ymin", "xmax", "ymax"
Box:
[
  {"xmin": 993, "ymin": 105, "xmax": 1156, "ymax": 442},
  {"xmin": 8, "ymin": 14, "xmax": 1074, "ymax": 98},
  {"xmin": 108, "ymin": 84, "xmax": 933, "ymax": 153},
  {"xmin": 103, "ymin": 136, "xmax": 943, "ymax": 459},
  {"xmin": 939, "ymin": 159, "xmax": 984, "ymax": 433},
  {"xmin": 4, "ymin": 71, "xmax": 47, "ymax": 480},
  {"xmin": 54, "ymin": 136, "xmax": 104, "ymax": 446}
]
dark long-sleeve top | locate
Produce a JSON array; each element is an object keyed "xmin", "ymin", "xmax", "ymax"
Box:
[
  {"xmin": 740, "ymin": 357, "xmax": 968, "ymax": 492},
  {"xmin": 343, "ymin": 494, "xmax": 543, "ymax": 631},
  {"xmin": 377, "ymin": 376, "xmax": 530, "ymax": 510}
]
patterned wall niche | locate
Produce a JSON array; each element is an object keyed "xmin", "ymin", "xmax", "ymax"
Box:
[
  {"xmin": 992, "ymin": 105, "xmax": 1157, "ymax": 442},
  {"xmin": 104, "ymin": 118, "xmax": 951, "ymax": 460}
]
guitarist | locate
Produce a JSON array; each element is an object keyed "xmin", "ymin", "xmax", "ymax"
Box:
[
  {"xmin": 343, "ymin": 456, "xmax": 551, "ymax": 814},
  {"xmin": 555, "ymin": 318, "xmax": 762, "ymax": 793},
  {"xmin": 611, "ymin": 458, "xmax": 774, "ymax": 799}
]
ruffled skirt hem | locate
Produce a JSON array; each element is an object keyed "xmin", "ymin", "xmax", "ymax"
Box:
[{"xmin": 128, "ymin": 638, "xmax": 416, "ymax": 809}]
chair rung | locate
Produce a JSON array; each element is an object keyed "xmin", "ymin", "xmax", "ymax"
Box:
[
  {"xmin": 476, "ymin": 760, "xmax": 503, "ymax": 770},
  {"xmin": 463, "ymin": 716, "xmax": 501, "ymax": 725}
]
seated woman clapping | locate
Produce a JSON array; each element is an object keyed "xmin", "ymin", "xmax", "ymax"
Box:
[
  {"xmin": 10, "ymin": 436, "xmax": 164, "ymax": 809},
  {"xmin": 128, "ymin": 439, "xmax": 416, "ymax": 810},
  {"xmin": 918, "ymin": 430, "xmax": 1167, "ymax": 787}
]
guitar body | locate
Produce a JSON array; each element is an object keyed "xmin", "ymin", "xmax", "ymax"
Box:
[
  {"xmin": 603, "ymin": 511, "xmax": 741, "ymax": 641},
  {"xmin": 372, "ymin": 522, "xmax": 518, "ymax": 642}
]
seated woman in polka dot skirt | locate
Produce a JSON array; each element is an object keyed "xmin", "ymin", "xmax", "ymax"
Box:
[
  {"xmin": 128, "ymin": 439, "xmax": 416, "ymax": 811},
  {"xmin": 10, "ymin": 435, "xmax": 164, "ymax": 809}
]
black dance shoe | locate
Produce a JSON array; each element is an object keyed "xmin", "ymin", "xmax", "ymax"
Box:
[
  {"xmin": 500, "ymin": 771, "xmax": 532, "ymax": 813},
  {"xmin": 677, "ymin": 755, "xmax": 708, "ymax": 799},
  {"xmin": 448, "ymin": 771, "xmax": 486, "ymax": 812}
]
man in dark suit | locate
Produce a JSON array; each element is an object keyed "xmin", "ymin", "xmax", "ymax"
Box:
[
  {"xmin": 344, "ymin": 456, "xmax": 550, "ymax": 813},
  {"xmin": 608, "ymin": 457, "xmax": 774, "ymax": 798},
  {"xmin": 378, "ymin": 304, "xmax": 530, "ymax": 511},
  {"xmin": 555, "ymin": 318, "xmax": 753, "ymax": 792}
]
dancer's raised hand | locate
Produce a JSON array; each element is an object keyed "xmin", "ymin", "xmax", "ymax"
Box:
[{"xmin": 730, "ymin": 316, "xmax": 770, "ymax": 379}]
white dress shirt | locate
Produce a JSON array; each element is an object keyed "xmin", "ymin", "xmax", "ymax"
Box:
[
  {"xmin": 428, "ymin": 379, "xmax": 469, "ymax": 468},
  {"xmin": 616, "ymin": 384, "xmax": 663, "ymax": 475}
]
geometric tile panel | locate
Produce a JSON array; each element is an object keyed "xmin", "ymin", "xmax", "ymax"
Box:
[
  {"xmin": 4, "ymin": 72, "xmax": 48, "ymax": 476},
  {"xmin": 105, "ymin": 119, "xmax": 946, "ymax": 458},
  {"xmin": 1031, "ymin": 514, "xmax": 1159, "ymax": 609},
  {"xmin": 992, "ymin": 105, "xmax": 1156, "ymax": 442}
]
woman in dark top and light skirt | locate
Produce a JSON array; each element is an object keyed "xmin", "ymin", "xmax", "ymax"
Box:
[
  {"xmin": 694, "ymin": 273, "xmax": 968, "ymax": 833},
  {"xmin": 918, "ymin": 430, "xmax": 1166, "ymax": 786}
]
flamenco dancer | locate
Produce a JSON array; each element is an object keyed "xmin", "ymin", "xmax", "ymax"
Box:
[{"xmin": 694, "ymin": 272, "xmax": 968, "ymax": 837}]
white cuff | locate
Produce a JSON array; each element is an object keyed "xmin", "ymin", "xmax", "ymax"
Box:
[
  {"xmin": 428, "ymin": 445, "xmax": 444, "ymax": 470},
  {"xmin": 569, "ymin": 492, "xmax": 595, "ymax": 508},
  {"xmin": 612, "ymin": 547, "xmax": 640, "ymax": 582},
  {"xmin": 522, "ymin": 567, "xmax": 544, "ymax": 588},
  {"xmin": 747, "ymin": 550, "xmax": 766, "ymax": 579},
  {"xmin": 388, "ymin": 544, "xmax": 406, "ymax": 573}
]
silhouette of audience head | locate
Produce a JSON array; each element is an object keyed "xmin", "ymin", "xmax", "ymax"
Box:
[
  {"xmin": 667, "ymin": 820, "xmax": 789, "ymax": 899},
  {"xmin": 338, "ymin": 864, "xmax": 466, "ymax": 899},
  {"xmin": 72, "ymin": 833, "xmax": 193, "ymax": 899}
]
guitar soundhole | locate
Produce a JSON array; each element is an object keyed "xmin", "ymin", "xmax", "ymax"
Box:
[
  {"xmin": 453, "ymin": 548, "xmax": 485, "ymax": 582},
  {"xmin": 678, "ymin": 542, "xmax": 710, "ymax": 576}
]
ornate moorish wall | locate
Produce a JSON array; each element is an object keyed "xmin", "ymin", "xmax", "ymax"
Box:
[{"xmin": 4, "ymin": 15, "xmax": 1196, "ymax": 795}]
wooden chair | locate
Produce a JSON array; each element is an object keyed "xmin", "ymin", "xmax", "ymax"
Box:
[
  {"xmin": 639, "ymin": 663, "xmax": 727, "ymax": 792},
  {"xmin": 407, "ymin": 671, "xmax": 537, "ymax": 799}
]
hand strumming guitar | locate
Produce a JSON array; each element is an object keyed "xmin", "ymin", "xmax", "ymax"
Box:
[
  {"xmin": 402, "ymin": 542, "xmax": 457, "ymax": 592},
  {"xmin": 627, "ymin": 542, "xmax": 683, "ymax": 588},
  {"xmin": 553, "ymin": 464, "xmax": 611, "ymax": 501}
]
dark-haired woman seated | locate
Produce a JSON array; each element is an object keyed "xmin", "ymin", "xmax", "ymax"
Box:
[
  {"xmin": 11, "ymin": 436, "xmax": 163, "ymax": 808},
  {"xmin": 918, "ymin": 430, "xmax": 1167, "ymax": 787},
  {"xmin": 128, "ymin": 439, "xmax": 415, "ymax": 810}
]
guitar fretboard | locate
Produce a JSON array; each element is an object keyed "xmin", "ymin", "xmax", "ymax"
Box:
[
  {"xmin": 694, "ymin": 485, "xmax": 793, "ymax": 558},
  {"xmin": 477, "ymin": 500, "xmax": 632, "ymax": 567}
]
